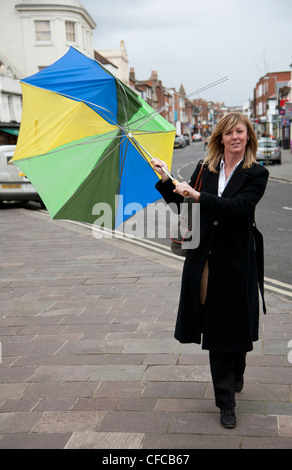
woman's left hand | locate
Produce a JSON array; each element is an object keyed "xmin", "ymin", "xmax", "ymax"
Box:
[{"xmin": 173, "ymin": 182, "xmax": 200, "ymax": 201}]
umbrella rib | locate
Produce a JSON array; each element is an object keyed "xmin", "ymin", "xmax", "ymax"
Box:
[
  {"xmin": 115, "ymin": 80, "xmax": 131, "ymax": 131},
  {"xmin": 15, "ymin": 131, "xmax": 125, "ymax": 162},
  {"xmin": 128, "ymin": 77, "xmax": 229, "ymax": 133},
  {"xmin": 91, "ymin": 48, "xmax": 131, "ymax": 130},
  {"xmin": 20, "ymin": 82, "xmax": 128, "ymax": 133},
  {"xmin": 119, "ymin": 134, "xmax": 130, "ymax": 178},
  {"xmin": 131, "ymin": 129, "xmax": 175, "ymax": 136}
]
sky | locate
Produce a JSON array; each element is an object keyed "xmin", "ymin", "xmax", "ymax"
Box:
[{"xmin": 81, "ymin": 0, "xmax": 292, "ymax": 107}]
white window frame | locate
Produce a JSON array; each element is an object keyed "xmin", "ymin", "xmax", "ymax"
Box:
[
  {"xmin": 34, "ymin": 20, "xmax": 52, "ymax": 43},
  {"xmin": 66, "ymin": 21, "xmax": 77, "ymax": 44}
]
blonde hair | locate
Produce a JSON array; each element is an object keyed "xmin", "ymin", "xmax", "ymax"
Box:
[{"xmin": 203, "ymin": 112, "xmax": 258, "ymax": 173}]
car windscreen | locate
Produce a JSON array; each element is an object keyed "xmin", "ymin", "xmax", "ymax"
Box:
[{"xmin": 258, "ymin": 141, "xmax": 277, "ymax": 148}]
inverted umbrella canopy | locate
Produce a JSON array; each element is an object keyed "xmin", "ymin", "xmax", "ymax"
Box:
[{"xmin": 12, "ymin": 47, "xmax": 176, "ymax": 229}]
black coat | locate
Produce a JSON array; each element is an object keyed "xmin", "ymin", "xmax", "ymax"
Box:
[{"xmin": 156, "ymin": 160, "xmax": 269, "ymax": 353}]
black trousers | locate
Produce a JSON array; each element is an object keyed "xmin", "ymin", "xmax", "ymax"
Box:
[{"xmin": 209, "ymin": 350, "xmax": 246, "ymax": 409}]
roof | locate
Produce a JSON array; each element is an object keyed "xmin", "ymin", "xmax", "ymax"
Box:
[{"xmin": 94, "ymin": 51, "xmax": 117, "ymax": 69}]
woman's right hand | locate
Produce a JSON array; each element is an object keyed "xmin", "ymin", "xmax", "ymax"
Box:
[{"xmin": 150, "ymin": 158, "xmax": 170, "ymax": 182}]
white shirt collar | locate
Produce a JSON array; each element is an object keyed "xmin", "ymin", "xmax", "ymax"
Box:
[{"xmin": 218, "ymin": 158, "xmax": 243, "ymax": 197}]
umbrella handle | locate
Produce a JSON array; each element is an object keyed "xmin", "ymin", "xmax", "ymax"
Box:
[{"xmin": 172, "ymin": 179, "xmax": 189, "ymax": 197}]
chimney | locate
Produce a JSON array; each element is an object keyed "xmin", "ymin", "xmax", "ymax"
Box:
[
  {"xmin": 151, "ymin": 70, "xmax": 158, "ymax": 81},
  {"xmin": 129, "ymin": 67, "xmax": 135, "ymax": 81}
]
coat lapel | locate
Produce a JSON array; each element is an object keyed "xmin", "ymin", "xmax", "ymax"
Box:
[
  {"xmin": 221, "ymin": 161, "xmax": 250, "ymax": 198},
  {"xmin": 202, "ymin": 167, "xmax": 219, "ymax": 195}
]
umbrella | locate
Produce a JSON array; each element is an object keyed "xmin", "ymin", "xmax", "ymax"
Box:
[{"xmin": 12, "ymin": 47, "xmax": 176, "ymax": 229}]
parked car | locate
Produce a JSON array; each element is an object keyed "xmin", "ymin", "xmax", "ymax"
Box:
[
  {"xmin": 183, "ymin": 133, "xmax": 190, "ymax": 145},
  {"xmin": 192, "ymin": 133, "xmax": 202, "ymax": 142},
  {"xmin": 174, "ymin": 135, "xmax": 186, "ymax": 148},
  {"xmin": 256, "ymin": 138, "xmax": 282, "ymax": 164},
  {"xmin": 0, "ymin": 145, "xmax": 42, "ymax": 203}
]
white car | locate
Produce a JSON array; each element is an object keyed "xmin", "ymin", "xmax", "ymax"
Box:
[
  {"xmin": 0, "ymin": 145, "xmax": 42, "ymax": 203},
  {"xmin": 256, "ymin": 138, "xmax": 282, "ymax": 165},
  {"xmin": 192, "ymin": 133, "xmax": 202, "ymax": 142}
]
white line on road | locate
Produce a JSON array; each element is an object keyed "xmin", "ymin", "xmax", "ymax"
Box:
[
  {"xmin": 282, "ymin": 207, "xmax": 292, "ymax": 211},
  {"xmin": 33, "ymin": 208, "xmax": 292, "ymax": 298},
  {"xmin": 264, "ymin": 284, "xmax": 292, "ymax": 297},
  {"xmin": 264, "ymin": 276, "xmax": 292, "ymax": 290}
]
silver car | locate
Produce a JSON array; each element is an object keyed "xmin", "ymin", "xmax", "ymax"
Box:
[
  {"xmin": 0, "ymin": 145, "xmax": 42, "ymax": 203},
  {"xmin": 256, "ymin": 138, "xmax": 282, "ymax": 165}
]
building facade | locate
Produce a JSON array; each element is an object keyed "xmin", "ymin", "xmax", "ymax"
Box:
[
  {"xmin": 98, "ymin": 40, "xmax": 129, "ymax": 85},
  {"xmin": 0, "ymin": 0, "xmax": 96, "ymax": 142},
  {"xmin": 0, "ymin": 0, "xmax": 96, "ymax": 79},
  {"xmin": 254, "ymin": 71, "xmax": 291, "ymax": 144},
  {"xmin": 0, "ymin": 64, "xmax": 22, "ymax": 144}
]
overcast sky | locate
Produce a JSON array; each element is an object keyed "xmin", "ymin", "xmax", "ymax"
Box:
[{"xmin": 81, "ymin": 0, "xmax": 292, "ymax": 106}]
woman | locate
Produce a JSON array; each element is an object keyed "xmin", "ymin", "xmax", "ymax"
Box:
[{"xmin": 151, "ymin": 113, "xmax": 269, "ymax": 429}]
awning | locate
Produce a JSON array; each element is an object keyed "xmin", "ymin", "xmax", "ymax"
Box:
[{"xmin": 0, "ymin": 128, "xmax": 19, "ymax": 136}]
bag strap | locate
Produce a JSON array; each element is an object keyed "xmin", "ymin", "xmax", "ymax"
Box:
[{"xmin": 194, "ymin": 164, "xmax": 203, "ymax": 192}]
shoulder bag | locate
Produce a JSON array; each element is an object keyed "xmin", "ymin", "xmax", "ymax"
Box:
[{"xmin": 170, "ymin": 164, "xmax": 203, "ymax": 256}]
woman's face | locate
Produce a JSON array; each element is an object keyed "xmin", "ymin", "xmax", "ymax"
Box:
[{"xmin": 221, "ymin": 121, "xmax": 248, "ymax": 158}]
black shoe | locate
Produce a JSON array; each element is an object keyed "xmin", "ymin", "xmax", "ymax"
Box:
[
  {"xmin": 235, "ymin": 376, "xmax": 244, "ymax": 392},
  {"xmin": 220, "ymin": 408, "xmax": 236, "ymax": 429}
]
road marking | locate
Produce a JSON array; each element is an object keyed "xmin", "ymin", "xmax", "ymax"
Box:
[
  {"xmin": 35, "ymin": 208, "xmax": 292, "ymax": 298},
  {"xmin": 283, "ymin": 206, "xmax": 292, "ymax": 211},
  {"xmin": 264, "ymin": 277, "xmax": 292, "ymax": 289},
  {"xmin": 72, "ymin": 220, "xmax": 292, "ymax": 297},
  {"xmin": 264, "ymin": 284, "xmax": 292, "ymax": 297},
  {"xmin": 264, "ymin": 276, "xmax": 292, "ymax": 298},
  {"xmin": 176, "ymin": 159, "xmax": 198, "ymax": 180}
]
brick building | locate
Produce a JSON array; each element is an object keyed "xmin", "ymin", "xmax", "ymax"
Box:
[{"xmin": 254, "ymin": 71, "xmax": 291, "ymax": 143}]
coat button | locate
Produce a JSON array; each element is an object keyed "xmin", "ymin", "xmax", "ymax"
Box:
[{"xmin": 213, "ymin": 220, "xmax": 219, "ymax": 226}]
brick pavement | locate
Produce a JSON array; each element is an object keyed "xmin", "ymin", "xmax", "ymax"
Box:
[{"xmin": 0, "ymin": 205, "xmax": 291, "ymax": 449}]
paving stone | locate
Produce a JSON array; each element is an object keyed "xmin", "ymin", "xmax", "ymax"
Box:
[
  {"xmin": 267, "ymin": 402, "xmax": 292, "ymax": 415},
  {"xmin": 0, "ymin": 367, "xmax": 37, "ymax": 383},
  {"xmin": 116, "ymin": 398, "xmax": 157, "ymax": 412},
  {"xmin": 0, "ymin": 384, "xmax": 30, "ymax": 400},
  {"xmin": 0, "ymin": 432, "xmax": 72, "ymax": 449},
  {"xmin": 89, "ymin": 365, "xmax": 146, "ymax": 382},
  {"xmin": 142, "ymin": 364, "xmax": 211, "ymax": 382},
  {"xmin": 242, "ymin": 436, "xmax": 292, "ymax": 449},
  {"xmin": 142, "ymin": 381, "xmax": 208, "ymax": 399},
  {"xmin": 32, "ymin": 411, "xmax": 104, "ymax": 433},
  {"xmin": 0, "ymin": 412, "xmax": 42, "ymax": 433},
  {"xmin": 26, "ymin": 365, "xmax": 98, "ymax": 383},
  {"xmin": 32, "ymin": 398, "xmax": 76, "ymax": 412},
  {"xmin": 93, "ymin": 382, "xmax": 144, "ymax": 398},
  {"xmin": 278, "ymin": 415, "xmax": 292, "ymax": 437},
  {"xmin": 59, "ymin": 339, "xmax": 127, "ymax": 355},
  {"xmin": 65, "ymin": 431, "xmax": 144, "ymax": 449},
  {"xmin": 0, "ymin": 399, "xmax": 37, "ymax": 413},
  {"xmin": 22, "ymin": 382, "xmax": 97, "ymax": 399},
  {"xmin": 123, "ymin": 339, "xmax": 176, "ymax": 354},
  {"xmin": 97, "ymin": 410, "xmax": 171, "ymax": 433},
  {"xmin": 142, "ymin": 432, "xmax": 241, "ymax": 449},
  {"xmin": 72, "ymin": 397, "xmax": 119, "ymax": 411}
]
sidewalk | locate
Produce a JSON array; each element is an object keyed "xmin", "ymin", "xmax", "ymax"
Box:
[
  {"xmin": 0, "ymin": 201, "xmax": 291, "ymax": 449},
  {"xmin": 267, "ymin": 148, "xmax": 292, "ymax": 182}
]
